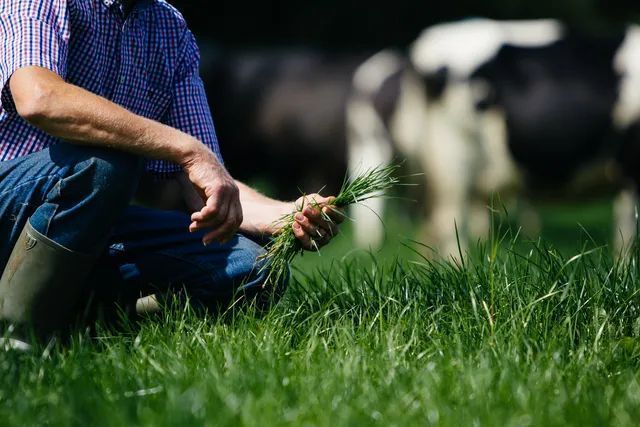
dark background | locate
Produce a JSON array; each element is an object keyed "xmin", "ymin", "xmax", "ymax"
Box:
[
  {"xmin": 173, "ymin": 0, "xmax": 640, "ymax": 51},
  {"xmin": 168, "ymin": 0, "xmax": 637, "ymax": 249}
]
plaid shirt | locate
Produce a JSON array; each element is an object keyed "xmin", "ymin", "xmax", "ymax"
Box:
[{"xmin": 0, "ymin": 0, "xmax": 222, "ymax": 176}]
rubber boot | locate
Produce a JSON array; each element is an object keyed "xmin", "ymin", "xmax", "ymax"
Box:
[{"xmin": 0, "ymin": 221, "xmax": 95, "ymax": 345}]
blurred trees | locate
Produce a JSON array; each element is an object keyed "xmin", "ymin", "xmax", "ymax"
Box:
[{"xmin": 173, "ymin": 0, "xmax": 640, "ymax": 50}]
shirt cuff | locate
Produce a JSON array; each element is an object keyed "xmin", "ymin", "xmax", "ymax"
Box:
[{"xmin": 145, "ymin": 160, "xmax": 182, "ymax": 179}]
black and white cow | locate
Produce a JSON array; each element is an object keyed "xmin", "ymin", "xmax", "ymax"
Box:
[{"xmin": 348, "ymin": 19, "xmax": 640, "ymax": 257}]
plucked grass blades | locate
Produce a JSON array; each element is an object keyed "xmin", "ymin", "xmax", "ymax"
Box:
[
  {"xmin": 259, "ymin": 163, "xmax": 401, "ymax": 288},
  {"xmin": 332, "ymin": 162, "xmax": 401, "ymax": 206}
]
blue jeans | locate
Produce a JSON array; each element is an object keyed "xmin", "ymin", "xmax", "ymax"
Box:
[{"xmin": 0, "ymin": 144, "xmax": 284, "ymax": 314}]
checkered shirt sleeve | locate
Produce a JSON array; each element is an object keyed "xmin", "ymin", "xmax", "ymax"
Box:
[
  {"xmin": 0, "ymin": 0, "xmax": 69, "ymax": 113},
  {"xmin": 149, "ymin": 30, "xmax": 223, "ymax": 176}
]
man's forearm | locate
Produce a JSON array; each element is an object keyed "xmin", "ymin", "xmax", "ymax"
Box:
[
  {"xmin": 10, "ymin": 66, "xmax": 205, "ymax": 166},
  {"xmin": 234, "ymin": 181, "xmax": 292, "ymax": 237}
]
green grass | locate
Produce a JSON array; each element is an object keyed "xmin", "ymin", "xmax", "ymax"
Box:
[{"xmin": 2, "ymin": 199, "xmax": 640, "ymax": 426}]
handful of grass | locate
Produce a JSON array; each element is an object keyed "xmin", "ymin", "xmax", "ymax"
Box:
[{"xmin": 260, "ymin": 163, "xmax": 401, "ymax": 288}]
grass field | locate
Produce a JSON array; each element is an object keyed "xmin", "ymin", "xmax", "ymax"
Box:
[{"xmin": 2, "ymin": 198, "xmax": 640, "ymax": 426}]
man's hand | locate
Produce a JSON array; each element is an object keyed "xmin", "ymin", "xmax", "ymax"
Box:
[
  {"xmin": 291, "ymin": 194, "xmax": 345, "ymax": 251},
  {"xmin": 181, "ymin": 147, "xmax": 243, "ymax": 245}
]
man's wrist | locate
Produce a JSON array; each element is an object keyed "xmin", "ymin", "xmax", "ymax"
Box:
[
  {"xmin": 177, "ymin": 135, "xmax": 208, "ymax": 170},
  {"xmin": 241, "ymin": 200, "xmax": 295, "ymax": 237},
  {"xmin": 268, "ymin": 201, "xmax": 298, "ymax": 234}
]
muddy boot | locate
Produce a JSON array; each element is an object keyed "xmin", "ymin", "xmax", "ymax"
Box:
[{"xmin": 0, "ymin": 221, "xmax": 95, "ymax": 347}]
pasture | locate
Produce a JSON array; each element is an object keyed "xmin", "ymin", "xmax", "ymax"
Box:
[{"xmin": 2, "ymin": 198, "xmax": 640, "ymax": 426}]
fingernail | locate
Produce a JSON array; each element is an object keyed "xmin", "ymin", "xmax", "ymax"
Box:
[
  {"xmin": 293, "ymin": 223, "xmax": 301, "ymax": 230},
  {"xmin": 295, "ymin": 213, "xmax": 304, "ymax": 221}
]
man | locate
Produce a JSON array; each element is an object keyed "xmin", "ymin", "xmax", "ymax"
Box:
[{"xmin": 0, "ymin": 0, "xmax": 342, "ymax": 347}]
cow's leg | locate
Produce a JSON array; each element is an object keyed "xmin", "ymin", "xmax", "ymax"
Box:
[
  {"xmin": 346, "ymin": 52, "xmax": 402, "ymax": 249},
  {"xmin": 473, "ymin": 107, "xmax": 523, "ymax": 243},
  {"xmin": 346, "ymin": 96, "xmax": 393, "ymax": 249},
  {"xmin": 468, "ymin": 198, "xmax": 490, "ymax": 243},
  {"xmin": 420, "ymin": 103, "xmax": 478, "ymax": 260},
  {"xmin": 517, "ymin": 197, "xmax": 542, "ymax": 238},
  {"xmin": 609, "ymin": 26, "xmax": 640, "ymax": 259},
  {"xmin": 612, "ymin": 188, "xmax": 638, "ymax": 259},
  {"xmin": 423, "ymin": 166, "xmax": 474, "ymax": 260}
]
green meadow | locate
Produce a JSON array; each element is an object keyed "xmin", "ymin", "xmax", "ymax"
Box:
[{"xmin": 2, "ymin": 197, "xmax": 640, "ymax": 426}]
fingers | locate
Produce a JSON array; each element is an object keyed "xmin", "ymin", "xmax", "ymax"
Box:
[
  {"xmin": 292, "ymin": 221, "xmax": 315, "ymax": 250},
  {"xmin": 292, "ymin": 222, "xmax": 328, "ymax": 251},
  {"xmin": 190, "ymin": 182, "xmax": 231, "ymax": 224},
  {"xmin": 298, "ymin": 195, "xmax": 345, "ymax": 224},
  {"xmin": 189, "ymin": 192, "xmax": 230, "ymax": 233},
  {"xmin": 299, "ymin": 204, "xmax": 341, "ymax": 235},
  {"xmin": 296, "ymin": 194, "xmax": 332, "ymax": 210},
  {"xmin": 301, "ymin": 206, "xmax": 337, "ymax": 234},
  {"xmin": 294, "ymin": 212, "xmax": 328, "ymax": 239},
  {"xmin": 201, "ymin": 199, "xmax": 243, "ymax": 245},
  {"xmin": 291, "ymin": 193, "xmax": 346, "ymax": 251},
  {"xmin": 293, "ymin": 213, "xmax": 334, "ymax": 251},
  {"xmin": 189, "ymin": 184, "xmax": 243, "ymax": 246}
]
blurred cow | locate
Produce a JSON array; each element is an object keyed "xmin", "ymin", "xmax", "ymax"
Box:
[
  {"xmin": 200, "ymin": 49, "xmax": 367, "ymax": 200},
  {"xmin": 348, "ymin": 19, "xmax": 640, "ymax": 258}
]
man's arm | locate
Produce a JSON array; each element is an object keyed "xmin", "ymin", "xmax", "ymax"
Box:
[{"xmin": 9, "ymin": 66, "xmax": 242, "ymax": 245}]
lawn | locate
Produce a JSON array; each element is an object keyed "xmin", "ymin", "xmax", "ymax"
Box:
[{"xmin": 2, "ymin": 198, "xmax": 640, "ymax": 426}]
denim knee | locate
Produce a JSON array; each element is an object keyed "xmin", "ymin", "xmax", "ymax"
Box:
[
  {"xmin": 47, "ymin": 143, "xmax": 143, "ymax": 205},
  {"xmin": 70, "ymin": 149, "xmax": 144, "ymax": 207},
  {"xmin": 30, "ymin": 145, "xmax": 144, "ymax": 253}
]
